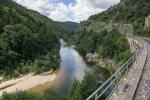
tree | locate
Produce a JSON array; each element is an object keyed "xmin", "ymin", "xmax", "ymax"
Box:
[
  {"xmin": 68, "ymin": 80, "xmax": 83, "ymax": 100},
  {"xmin": 42, "ymin": 89, "xmax": 66, "ymax": 100},
  {"xmin": 2, "ymin": 91, "xmax": 39, "ymax": 100}
]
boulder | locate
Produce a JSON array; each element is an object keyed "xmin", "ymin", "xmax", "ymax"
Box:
[
  {"xmin": 118, "ymin": 24, "xmax": 133, "ymax": 36},
  {"xmin": 86, "ymin": 52, "xmax": 99, "ymax": 63}
]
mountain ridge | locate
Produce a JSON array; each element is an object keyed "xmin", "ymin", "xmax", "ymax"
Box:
[
  {"xmin": 82, "ymin": 0, "xmax": 150, "ymax": 36},
  {"xmin": 56, "ymin": 21, "xmax": 79, "ymax": 32}
]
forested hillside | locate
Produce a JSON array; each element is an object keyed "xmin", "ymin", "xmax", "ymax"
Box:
[
  {"xmin": 0, "ymin": 0, "xmax": 141, "ymax": 99},
  {"xmin": 67, "ymin": 29, "xmax": 131, "ymax": 62},
  {"xmin": 88, "ymin": 0, "xmax": 150, "ymax": 36},
  {"xmin": 57, "ymin": 21, "xmax": 79, "ymax": 32},
  {"xmin": 0, "ymin": 0, "xmax": 65, "ymax": 76}
]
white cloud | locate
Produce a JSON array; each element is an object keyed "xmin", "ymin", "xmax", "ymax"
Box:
[
  {"xmin": 48, "ymin": 2, "xmax": 73, "ymax": 21},
  {"xmin": 13, "ymin": 0, "xmax": 120, "ymax": 22}
]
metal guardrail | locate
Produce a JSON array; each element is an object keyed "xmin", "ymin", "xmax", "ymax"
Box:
[{"xmin": 86, "ymin": 39, "xmax": 144, "ymax": 100}]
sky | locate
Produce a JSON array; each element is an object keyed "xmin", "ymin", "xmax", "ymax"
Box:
[{"xmin": 13, "ymin": 0, "xmax": 120, "ymax": 22}]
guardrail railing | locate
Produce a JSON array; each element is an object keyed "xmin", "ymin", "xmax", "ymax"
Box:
[{"xmin": 86, "ymin": 39, "xmax": 144, "ymax": 100}]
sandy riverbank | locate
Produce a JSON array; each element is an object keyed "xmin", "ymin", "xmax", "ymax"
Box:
[{"xmin": 0, "ymin": 71, "xmax": 57, "ymax": 96}]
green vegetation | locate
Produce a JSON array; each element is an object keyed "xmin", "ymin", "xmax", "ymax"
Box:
[
  {"xmin": 0, "ymin": 0, "xmax": 134, "ymax": 99},
  {"xmin": 0, "ymin": 0, "xmax": 66, "ymax": 76},
  {"xmin": 68, "ymin": 64, "xmax": 112, "ymax": 100},
  {"xmin": 2, "ymin": 89, "xmax": 66, "ymax": 100},
  {"xmin": 89, "ymin": 0, "xmax": 150, "ymax": 36},
  {"xmin": 1, "ymin": 26, "xmax": 130, "ymax": 99},
  {"xmin": 1, "ymin": 65, "xmax": 111, "ymax": 100},
  {"xmin": 60, "ymin": 27, "xmax": 131, "ymax": 99},
  {"xmin": 66, "ymin": 29, "xmax": 131, "ymax": 62},
  {"xmin": 58, "ymin": 29, "xmax": 131, "ymax": 100},
  {"xmin": 56, "ymin": 21, "xmax": 79, "ymax": 32},
  {"xmin": 136, "ymin": 28, "xmax": 150, "ymax": 37}
]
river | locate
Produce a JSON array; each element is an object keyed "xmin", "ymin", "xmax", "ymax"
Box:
[{"xmin": 29, "ymin": 39, "xmax": 88, "ymax": 95}]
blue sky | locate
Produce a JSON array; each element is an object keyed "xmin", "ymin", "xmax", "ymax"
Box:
[
  {"xmin": 62, "ymin": 0, "xmax": 76, "ymax": 5},
  {"xmin": 13, "ymin": 0, "xmax": 120, "ymax": 22}
]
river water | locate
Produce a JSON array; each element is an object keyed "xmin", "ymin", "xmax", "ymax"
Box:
[
  {"xmin": 29, "ymin": 39, "xmax": 88, "ymax": 95},
  {"xmin": 58, "ymin": 39, "xmax": 88, "ymax": 94}
]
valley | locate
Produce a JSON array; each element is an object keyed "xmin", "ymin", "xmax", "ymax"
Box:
[{"xmin": 0, "ymin": 0, "xmax": 150, "ymax": 100}]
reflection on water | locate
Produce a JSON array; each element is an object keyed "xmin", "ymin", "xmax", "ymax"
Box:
[
  {"xmin": 60, "ymin": 39, "xmax": 87, "ymax": 80},
  {"xmin": 29, "ymin": 39, "xmax": 88, "ymax": 95},
  {"xmin": 58, "ymin": 39, "xmax": 87, "ymax": 94}
]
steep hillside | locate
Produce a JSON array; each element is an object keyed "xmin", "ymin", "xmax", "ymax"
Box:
[
  {"xmin": 0, "ymin": 0, "xmax": 66, "ymax": 76},
  {"xmin": 57, "ymin": 21, "xmax": 79, "ymax": 32},
  {"xmin": 89, "ymin": 0, "xmax": 150, "ymax": 23},
  {"xmin": 0, "ymin": 0, "xmax": 134, "ymax": 99},
  {"xmin": 87, "ymin": 0, "xmax": 150, "ymax": 36}
]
